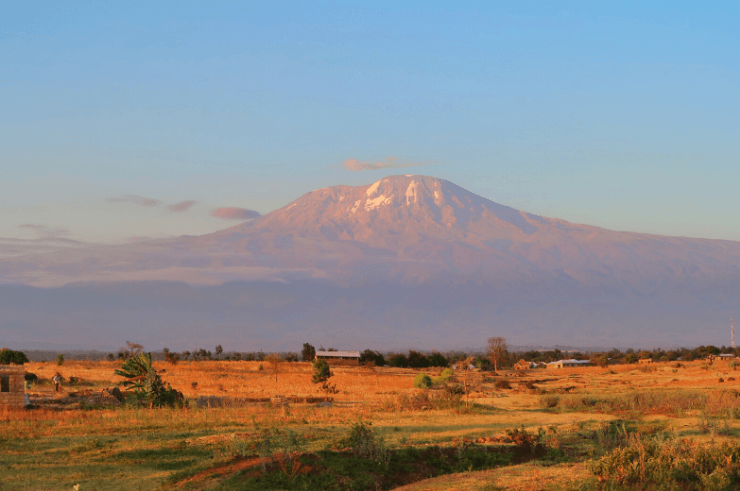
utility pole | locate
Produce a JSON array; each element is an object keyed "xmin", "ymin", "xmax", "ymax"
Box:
[{"xmin": 732, "ymin": 317, "xmax": 735, "ymax": 349}]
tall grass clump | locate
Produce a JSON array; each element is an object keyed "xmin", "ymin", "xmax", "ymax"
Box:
[
  {"xmin": 559, "ymin": 390, "xmax": 710, "ymax": 415},
  {"xmin": 584, "ymin": 436, "xmax": 740, "ymax": 490}
]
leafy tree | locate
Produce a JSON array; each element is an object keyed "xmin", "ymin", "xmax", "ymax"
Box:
[
  {"xmin": 193, "ymin": 348, "xmax": 212, "ymax": 361},
  {"xmin": 215, "ymin": 345, "xmax": 223, "ymax": 357},
  {"xmin": 623, "ymin": 353, "xmax": 639, "ymax": 364},
  {"xmin": 486, "ymin": 337, "xmax": 509, "ymax": 372},
  {"xmin": 163, "ymin": 348, "xmax": 180, "ymax": 365},
  {"xmin": 360, "ymin": 349, "xmax": 385, "ymax": 366},
  {"xmin": 590, "ymin": 354, "xmax": 608, "ymax": 368},
  {"xmin": 302, "ymin": 343, "xmax": 316, "ymax": 362},
  {"xmin": 407, "ymin": 350, "xmax": 430, "ymax": 368},
  {"xmin": 285, "ymin": 352, "xmax": 299, "ymax": 362},
  {"xmin": 428, "ymin": 351, "xmax": 448, "ymax": 367},
  {"xmin": 0, "ymin": 348, "xmax": 28, "ymax": 365},
  {"xmin": 387, "ymin": 353, "xmax": 408, "ymax": 368},
  {"xmin": 114, "ymin": 352, "xmax": 183, "ymax": 407},
  {"xmin": 56, "ymin": 354, "xmax": 65, "ymax": 366}
]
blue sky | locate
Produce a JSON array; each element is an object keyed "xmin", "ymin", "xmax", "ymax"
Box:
[{"xmin": 1, "ymin": 2, "xmax": 738, "ymax": 243}]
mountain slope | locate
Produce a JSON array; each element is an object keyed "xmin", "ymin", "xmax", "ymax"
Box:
[{"xmin": 1, "ymin": 175, "xmax": 739, "ymax": 349}]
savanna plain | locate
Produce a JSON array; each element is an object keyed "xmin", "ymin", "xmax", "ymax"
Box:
[{"xmin": 5, "ymin": 357, "xmax": 740, "ymax": 491}]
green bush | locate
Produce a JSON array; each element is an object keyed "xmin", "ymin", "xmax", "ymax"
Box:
[
  {"xmin": 311, "ymin": 360, "xmax": 333, "ymax": 384},
  {"xmin": 56, "ymin": 354, "xmax": 64, "ymax": 366},
  {"xmin": 438, "ymin": 368, "xmax": 454, "ymax": 380},
  {"xmin": 413, "ymin": 373, "xmax": 432, "ymax": 389}
]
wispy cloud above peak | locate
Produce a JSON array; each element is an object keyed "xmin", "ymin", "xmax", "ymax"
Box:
[
  {"xmin": 168, "ymin": 200, "xmax": 196, "ymax": 213},
  {"xmin": 344, "ymin": 157, "xmax": 430, "ymax": 172},
  {"xmin": 19, "ymin": 224, "xmax": 71, "ymax": 237},
  {"xmin": 211, "ymin": 207, "xmax": 261, "ymax": 220},
  {"xmin": 106, "ymin": 195, "xmax": 161, "ymax": 207}
]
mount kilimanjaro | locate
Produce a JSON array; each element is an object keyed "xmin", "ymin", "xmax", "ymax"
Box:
[{"xmin": 2, "ymin": 175, "xmax": 740, "ymax": 350}]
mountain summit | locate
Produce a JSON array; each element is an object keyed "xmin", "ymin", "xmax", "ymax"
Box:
[
  {"xmin": 1, "ymin": 175, "xmax": 739, "ymax": 349},
  {"xmin": 182, "ymin": 174, "xmax": 740, "ymax": 288}
]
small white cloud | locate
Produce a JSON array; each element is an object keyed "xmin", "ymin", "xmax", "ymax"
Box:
[{"xmin": 344, "ymin": 156, "xmax": 429, "ymax": 171}]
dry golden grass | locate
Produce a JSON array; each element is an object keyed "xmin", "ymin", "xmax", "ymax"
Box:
[{"xmin": 7, "ymin": 358, "xmax": 740, "ymax": 490}]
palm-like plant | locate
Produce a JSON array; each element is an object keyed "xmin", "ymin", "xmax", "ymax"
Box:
[{"xmin": 114, "ymin": 352, "xmax": 182, "ymax": 407}]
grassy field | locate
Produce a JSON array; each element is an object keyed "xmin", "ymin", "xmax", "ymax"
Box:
[{"xmin": 3, "ymin": 358, "xmax": 740, "ymax": 490}]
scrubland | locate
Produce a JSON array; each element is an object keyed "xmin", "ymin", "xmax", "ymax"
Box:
[{"xmin": 3, "ymin": 359, "xmax": 740, "ymax": 490}]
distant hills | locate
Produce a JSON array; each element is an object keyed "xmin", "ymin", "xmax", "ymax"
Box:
[{"xmin": 2, "ymin": 175, "xmax": 739, "ymax": 350}]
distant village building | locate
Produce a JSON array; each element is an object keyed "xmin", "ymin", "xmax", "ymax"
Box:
[
  {"xmin": 315, "ymin": 350, "xmax": 361, "ymax": 366},
  {"xmin": 514, "ymin": 359, "xmax": 532, "ymax": 370},
  {"xmin": 0, "ymin": 365, "xmax": 25, "ymax": 409},
  {"xmin": 718, "ymin": 354, "xmax": 736, "ymax": 360},
  {"xmin": 546, "ymin": 359, "xmax": 592, "ymax": 369},
  {"xmin": 638, "ymin": 358, "xmax": 653, "ymax": 364}
]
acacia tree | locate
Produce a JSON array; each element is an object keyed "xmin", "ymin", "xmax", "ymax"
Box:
[{"xmin": 486, "ymin": 337, "xmax": 509, "ymax": 372}]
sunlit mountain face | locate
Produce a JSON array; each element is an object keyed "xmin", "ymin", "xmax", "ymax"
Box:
[{"xmin": 2, "ymin": 175, "xmax": 740, "ymax": 351}]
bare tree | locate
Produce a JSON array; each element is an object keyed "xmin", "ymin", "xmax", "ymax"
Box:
[
  {"xmin": 486, "ymin": 337, "xmax": 508, "ymax": 372},
  {"xmin": 458, "ymin": 356, "xmax": 478, "ymax": 408},
  {"xmin": 125, "ymin": 341, "xmax": 143, "ymax": 358},
  {"xmin": 266, "ymin": 353, "xmax": 284, "ymax": 384}
]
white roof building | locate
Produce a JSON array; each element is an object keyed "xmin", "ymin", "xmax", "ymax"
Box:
[{"xmin": 315, "ymin": 350, "xmax": 361, "ymax": 359}]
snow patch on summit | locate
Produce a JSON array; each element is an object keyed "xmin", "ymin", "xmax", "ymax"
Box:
[
  {"xmin": 405, "ymin": 181, "xmax": 419, "ymax": 205},
  {"xmin": 365, "ymin": 194, "xmax": 393, "ymax": 211},
  {"xmin": 351, "ymin": 200, "xmax": 361, "ymax": 214},
  {"xmin": 433, "ymin": 190, "xmax": 444, "ymax": 207},
  {"xmin": 366, "ymin": 181, "xmax": 381, "ymax": 197}
]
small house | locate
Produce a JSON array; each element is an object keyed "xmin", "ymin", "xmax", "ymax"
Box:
[
  {"xmin": 0, "ymin": 365, "xmax": 25, "ymax": 409},
  {"xmin": 546, "ymin": 359, "xmax": 592, "ymax": 369},
  {"xmin": 514, "ymin": 359, "xmax": 531, "ymax": 370},
  {"xmin": 638, "ymin": 358, "xmax": 653, "ymax": 364},
  {"xmin": 315, "ymin": 350, "xmax": 361, "ymax": 366}
]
